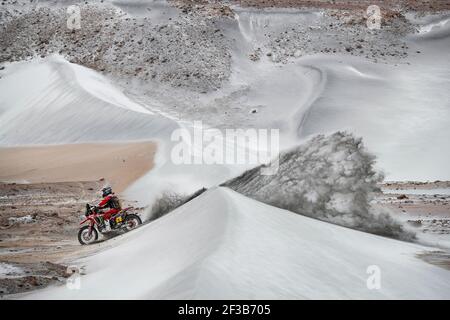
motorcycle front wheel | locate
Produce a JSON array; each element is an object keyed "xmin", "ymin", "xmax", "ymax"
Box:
[
  {"xmin": 124, "ymin": 214, "xmax": 142, "ymax": 231},
  {"xmin": 78, "ymin": 225, "xmax": 98, "ymax": 245}
]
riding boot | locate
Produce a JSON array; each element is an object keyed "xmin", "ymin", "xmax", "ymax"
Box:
[{"xmin": 104, "ymin": 219, "xmax": 111, "ymax": 231}]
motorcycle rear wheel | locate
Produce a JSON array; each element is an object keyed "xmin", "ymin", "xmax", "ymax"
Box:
[
  {"xmin": 124, "ymin": 214, "xmax": 142, "ymax": 231},
  {"xmin": 78, "ymin": 226, "xmax": 98, "ymax": 245}
]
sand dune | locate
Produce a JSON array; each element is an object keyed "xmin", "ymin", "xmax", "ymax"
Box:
[
  {"xmin": 0, "ymin": 55, "xmax": 177, "ymax": 146},
  {"xmin": 0, "ymin": 142, "xmax": 156, "ymax": 192}
]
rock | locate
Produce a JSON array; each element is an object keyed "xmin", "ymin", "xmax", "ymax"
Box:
[
  {"xmin": 397, "ymin": 194, "xmax": 408, "ymax": 200},
  {"xmin": 27, "ymin": 276, "xmax": 39, "ymax": 287}
]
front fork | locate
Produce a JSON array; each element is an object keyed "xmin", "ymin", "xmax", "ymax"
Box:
[
  {"xmin": 80, "ymin": 217, "xmax": 98, "ymax": 236},
  {"xmin": 88, "ymin": 222, "xmax": 96, "ymax": 236}
]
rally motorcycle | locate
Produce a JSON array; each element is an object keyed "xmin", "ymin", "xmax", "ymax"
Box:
[{"xmin": 78, "ymin": 204, "xmax": 142, "ymax": 245}]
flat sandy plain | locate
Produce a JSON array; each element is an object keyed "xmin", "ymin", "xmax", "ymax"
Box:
[{"xmin": 0, "ymin": 141, "xmax": 156, "ymax": 192}]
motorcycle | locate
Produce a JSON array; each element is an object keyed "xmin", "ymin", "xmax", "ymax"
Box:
[{"xmin": 78, "ymin": 203, "xmax": 142, "ymax": 245}]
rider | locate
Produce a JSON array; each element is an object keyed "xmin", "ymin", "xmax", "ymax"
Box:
[{"xmin": 97, "ymin": 186, "xmax": 121, "ymax": 230}]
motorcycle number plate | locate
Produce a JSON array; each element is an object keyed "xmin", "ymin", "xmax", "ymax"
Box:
[{"xmin": 116, "ymin": 217, "xmax": 123, "ymax": 223}]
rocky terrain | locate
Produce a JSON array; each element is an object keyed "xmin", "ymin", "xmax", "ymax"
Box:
[
  {"xmin": 0, "ymin": 181, "xmax": 103, "ymax": 246},
  {"xmin": 374, "ymin": 181, "xmax": 450, "ymax": 270},
  {"xmin": 0, "ymin": 0, "xmax": 233, "ymax": 93},
  {"xmin": 0, "ymin": 181, "xmax": 143, "ymax": 296},
  {"xmin": 263, "ymin": 9, "xmax": 416, "ymax": 64},
  {"xmin": 0, "ymin": 0, "xmax": 442, "ymax": 96},
  {"xmin": 237, "ymin": 0, "xmax": 450, "ymax": 12},
  {"xmin": 172, "ymin": 1, "xmax": 442, "ymax": 64},
  {"xmin": 0, "ymin": 261, "xmax": 70, "ymax": 296},
  {"xmin": 374, "ymin": 181, "xmax": 450, "ymax": 235}
]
